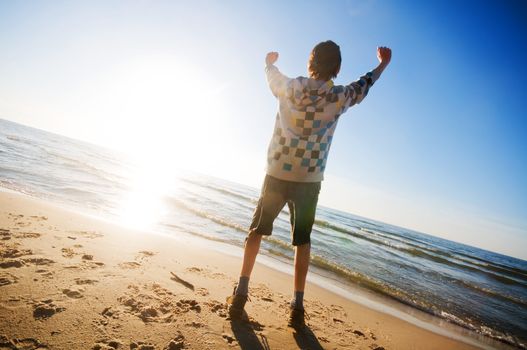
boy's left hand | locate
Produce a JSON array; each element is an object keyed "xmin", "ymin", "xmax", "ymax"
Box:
[
  {"xmin": 266, "ymin": 52, "xmax": 279, "ymax": 66},
  {"xmin": 377, "ymin": 46, "xmax": 392, "ymax": 66}
]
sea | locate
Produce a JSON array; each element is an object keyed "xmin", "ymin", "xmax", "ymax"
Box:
[{"xmin": 0, "ymin": 118, "xmax": 525, "ymax": 349}]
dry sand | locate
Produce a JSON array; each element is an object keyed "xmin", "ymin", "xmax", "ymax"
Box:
[{"xmin": 0, "ymin": 190, "xmax": 484, "ymax": 349}]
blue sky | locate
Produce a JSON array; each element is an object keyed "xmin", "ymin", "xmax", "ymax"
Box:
[{"xmin": 0, "ymin": 0, "xmax": 526, "ymax": 258}]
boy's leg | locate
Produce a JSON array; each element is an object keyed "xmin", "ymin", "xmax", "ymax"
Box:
[
  {"xmin": 227, "ymin": 175, "xmax": 286, "ymax": 319},
  {"xmin": 228, "ymin": 231, "xmax": 263, "ymax": 319},
  {"xmin": 287, "ymin": 182, "xmax": 320, "ymax": 328},
  {"xmin": 237, "ymin": 176, "xmax": 286, "ymax": 288},
  {"xmin": 293, "ymin": 241, "xmax": 311, "ymax": 296},
  {"xmin": 239, "ymin": 230, "xmax": 263, "ymax": 281}
]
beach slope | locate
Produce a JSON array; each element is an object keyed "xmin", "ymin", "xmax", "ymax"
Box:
[{"xmin": 0, "ymin": 190, "xmax": 481, "ymax": 349}]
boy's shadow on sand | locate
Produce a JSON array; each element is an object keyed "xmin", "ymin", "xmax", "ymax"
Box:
[
  {"xmin": 230, "ymin": 318, "xmax": 270, "ymax": 350},
  {"xmin": 230, "ymin": 319, "xmax": 324, "ymax": 350},
  {"xmin": 292, "ymin": 326, "xmax": 325, "ymax": 350}
]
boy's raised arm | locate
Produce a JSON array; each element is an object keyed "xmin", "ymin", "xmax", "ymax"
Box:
[
  {"xmin": 343, "ymin": 46, "xmax": 392, "ymax": 108},
  {"xmin": 265, "ymin": 51, "xmax": 291, "ymax": 98}
]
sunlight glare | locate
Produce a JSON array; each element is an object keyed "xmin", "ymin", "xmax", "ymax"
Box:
[
  {"xmin": 106, "ymin": 55, "xmax": 228, "ymax": 230},
  {"xmin": 117, "ymin": 152, "xmax": 180, "ymax": 231}
]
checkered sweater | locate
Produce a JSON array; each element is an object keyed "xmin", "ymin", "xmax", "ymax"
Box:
[{"xmin": 265, "ymin": 64, "xmax": 378, "ymax": 182}]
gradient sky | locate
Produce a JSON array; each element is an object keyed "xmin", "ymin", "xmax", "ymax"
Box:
[{"xmin": 1, "ymin": 0, "xmax": 526, "ymax": 259}]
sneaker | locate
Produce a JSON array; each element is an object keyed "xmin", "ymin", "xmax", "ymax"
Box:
[
  {"xmin": 288, "ymin": 307, "xmax": 308, "ymax": 329},
  {"xmin": 226, "ymin": 286, "xmax": 248, "ymax": 320}
]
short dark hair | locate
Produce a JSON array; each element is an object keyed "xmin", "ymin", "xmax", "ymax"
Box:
[{"xmin": 308, "ymin": 40, "xmax": 341, "ymax": 81}]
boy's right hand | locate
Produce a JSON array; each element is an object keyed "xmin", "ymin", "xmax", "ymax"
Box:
[
  {"xmin": 377, "ymin": 46, "xmax": 392, "ymax": 66},
  {"xmin": 266, "ymin": 52, "xmax": 279, "ymax": 66}
]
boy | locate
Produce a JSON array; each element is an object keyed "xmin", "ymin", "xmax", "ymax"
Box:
[{"xmin": 227, "ymin": 40, "xmax": 392, "ymax": 328}]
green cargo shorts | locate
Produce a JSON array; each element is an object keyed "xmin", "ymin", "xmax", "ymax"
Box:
[{"xmin": 249, "ymin": 174, "xmax": 321, "ymax": 246}]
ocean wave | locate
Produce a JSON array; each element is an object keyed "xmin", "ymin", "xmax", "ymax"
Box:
[
  {"xmin": 360, "ymin": 226, "xmax": 437, "ymax": 251},
  {"xmin": 179, "ymin": 177, "xmax": 257, "ymax": 204},
  {"xmin": 0, "ymin": 179, "xmax": 39, "ymax": 196},
  {"xmin": 309, "ymin": 254, "xmax": 438, "ymax": 314},
  {"xmin": 439, "ymin": 311, "xmax": 526, "ymax": 349},
  {"xmin": 54, "ymin": 186, "xmax": 105, "ymax": 199},
  {"xmin": 455, "ymin": 250, "xmax": 527, "ymax": 280},
  {"xmin": 314, "ymin": 219, "xmax": 393, "ymax": 248},
  {"xmin": 163, "ymin": 223, "xmax": 238, "ymax": 245},
  {"xmin": 165, "ymin": 197, "xmax": 247, "ymax": 234},
  {"xmin": 45, "ymin": 150, "xmax": 125, "ymax": 185},
  {"xmin": 4, "ymin": 133, "xmax": 128, "ymax": 186},
  {"xmin": 454, "ymin": 278, "xmax": 527, "ymax": 308},
  {"xmin": 401, "ymin": 247, "xmax": 527, "ymax": 287},
  {"xmin": 6, "ymin": 134, "xmax": 32, "ymax": 145},
  {"xmin": 316, "ymin": 219, "xmax": 527, "ymax": 288},
  {"xmin": 264, "ymin": 236, "xmax": 295, "ymax": 253},
  {"xmin": 310, "ymin": 252, "xmax": 527, "ymax": 349},
  {"xmin": 266, "ymin": 248, "xmax": 293, "ymax": 260},
  {"xmin": 473, "ymin": 261, "xmax": 527, "ymax": 281}
]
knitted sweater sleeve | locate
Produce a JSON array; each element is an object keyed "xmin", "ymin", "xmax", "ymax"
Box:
[
  {"xmin": 342, "ymin": 71, "xmax": 378, "ymax": 109},
  {"xmin": 265, "ymin": 64, "xmax": 291, "ymax": 98}
]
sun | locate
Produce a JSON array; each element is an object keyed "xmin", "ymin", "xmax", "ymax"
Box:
[{"xmin": 101, "ymin": 55, "xmax": 227, "ymax": 229}]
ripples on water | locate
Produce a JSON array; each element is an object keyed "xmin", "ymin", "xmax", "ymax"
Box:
[{"xmin": 1, "ymin": 118, "xmax": 526, "ymax": 349}]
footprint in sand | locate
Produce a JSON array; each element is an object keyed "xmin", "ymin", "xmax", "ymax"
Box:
[
  {"xmin": 0, "ymin": 228, "xmax": 11, "ymax": 240},
  {"xmin": 196, "ymin": 287, "xmax": 209, "ymax": 296},
  {"xmin": 64, "ymin": 261, "xmax": 104, "ymax": 270},
  {"xmin": 87, "ymin": 261, "xmax": 105, "ymax": 268},
  {"xmin": 23, "ymin": 257, "xmax": 55, "ymax": 266},
  {"xmin": 0, "ymin": 272, "xmax": 18, "ymax": 286},
  {"xmin": 0, "ymin": 335, "xmax": 48, "ymax": 349},
  {"xmin": 129, "ymin": 341, "xmax": 156, "ymax": 350},
  {"xmin": 371, "ymin": 345, "xmax": 385, "ymax": 350},
  {"xmin": 14, "ymin": 231, "xmax": 41, "ymax": 239},
  {"xmin": 185, "ymin": 266, "xmax": 202, "ymax": 273},
  {"xmin": 185, "ymin": 321, "xmax": 205, "ymax": 328},
  {"xmin": 75, "ymin": 278, "xmax": 98, "ymax": 285},
  {"xmin": 118, "ymin": 261, "xmax": 141, "ymax": 269},
  {"xmin": 30, "ymin": 215, "xmax": 48, "ymax": 221},
  {"xmin": 0, "ymin": 246, "xmax": 33, "ymax": 258},
  {"xmin": 69, "ymin": 230, "xmax": 103, "ymax": 239},
  {"xmin": 205, "ymin": 300, "xmax": 228, "ymax": 318},
  {"xmin": 62, "ymin": 288, "xmax": 84, "ymax": 299},
  {"xmin": 92, "ymin": 338, "xmax": 123, "ymax": 350},
  {"xmin": 185, "ymin": 266, "xmax": 230, "ymax": 280},
  {"xmin": 32, "ymin": 299, "xmax": 65, "ymax": 320},
  {"xmin": 61, "ymin": 247, "xmax": 77, "ymax": 258},
  {"xmin": 36, "ymin": 269, "xmax": 54, "ymax": 279},
  {"xmin": 95, "ymin": 306, "xmax": 121, "ymax": 329},
  {"xmin": 101, "ymin": 306, "xmax": 119, "ymax": 319},
  {"xmin": 117, "ymin": 283, "xmax": 201, "ymax": 323},
  {"xmin": 134, "ymin": 251, "xmax": 156, "ymax": 264},
  {"xmin": 0, "ymin": 259, "xmax": 25, "ymax": 268},
  {"xmin": 222, "ymin": 333, "xmax": 236, "ymax": 345},
  {"xmin": 0, "ymin": 254, "xmax": 54, "ymax": 268},
  {"xmin": 15, "ymin": 221, "xmax": 31, "ymax": 228},
  {"xmin": 176, "ymin": 299, "xmax": 201, "ymax": 313},
  {"xmin": 164, "ymin": 333, "xmax": 186, "ymax": 350},
  {"xmin": 137, "ymin": 250, "xmax": 156, "ymax": 258}
]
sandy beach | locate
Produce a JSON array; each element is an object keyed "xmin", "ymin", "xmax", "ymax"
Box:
[{"xmin": 0, "ymin": 190, "xmax": 485, "ymax": 349}]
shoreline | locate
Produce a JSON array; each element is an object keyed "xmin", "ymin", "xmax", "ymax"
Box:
[
  {"xmin": 0, "ymin": 189, "xmax": 512, "ymax": 349},
  {"xmin": 198, "ymin": 229, "xmax": 511, "ymax": 350}
]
